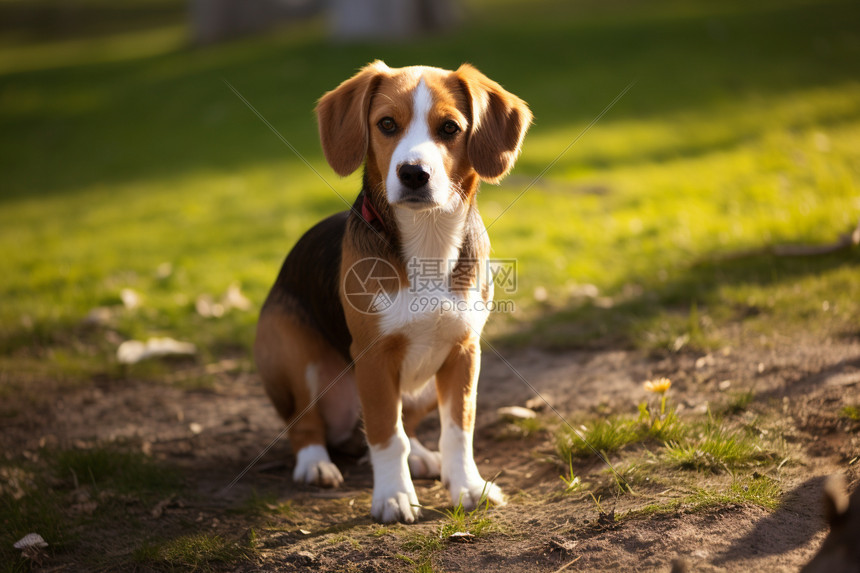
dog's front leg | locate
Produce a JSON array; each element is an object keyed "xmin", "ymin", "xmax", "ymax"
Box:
[
  {"xmin": 355, "ymin": 351, "xmax": 420, "ymax": 523},
  {"xmin": 436, "ymin": 337, "xmax": 505, "ymax": 510}
]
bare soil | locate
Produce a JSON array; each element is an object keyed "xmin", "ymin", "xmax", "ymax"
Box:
[{"xmin": 3, "ymin": 331, "xmax": 859, "ymax": 572}]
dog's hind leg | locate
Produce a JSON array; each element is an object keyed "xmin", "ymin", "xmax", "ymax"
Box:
[
  {"xmin": 255, "ymin": 306, "xmax": 349, "ymax": 487},
  {"xmin": 403, "ymin": 379, "xmax": 442, "ymax": 479}
]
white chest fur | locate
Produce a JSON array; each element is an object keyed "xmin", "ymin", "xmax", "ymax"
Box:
[{"xmin": 379, "ymin": 274, "xmax": 491, "ymax": 394}]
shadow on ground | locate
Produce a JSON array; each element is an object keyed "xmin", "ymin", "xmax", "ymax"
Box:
[{"xmin": 500, "ymin": 246, "xmax": 860, "ymax": 350}]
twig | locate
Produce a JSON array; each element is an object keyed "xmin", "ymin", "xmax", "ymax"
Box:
[{"xmin": 552, "ymin": 555, "xmax": 583, "ymax": 572}]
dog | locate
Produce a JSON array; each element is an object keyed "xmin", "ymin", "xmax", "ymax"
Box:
[
  {"xmin": 801, "ymin": 474, "xmax": 860, "ymax": 573},
  {"xmin": 254, "ymin": 61, "xmax": 531, "ymax": 523}
]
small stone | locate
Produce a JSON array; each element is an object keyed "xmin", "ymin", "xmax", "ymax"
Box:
[
  {"xmin": 448, "ymin": 531, "xmax": 475, "ymax": 543},
  {"xmin": 718, "ymin": 380, "xmax": 732, "ymax": 391},
  {"xmin": 189, "ymin": 423, "xmax": 203, "ymax": 435}
]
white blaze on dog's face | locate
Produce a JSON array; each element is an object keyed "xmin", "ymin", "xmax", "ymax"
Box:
[
  {"xmin": 368, "ymin": 67, "xmax": 471, "ymax": 211},
  {"xmin": 316, "ymin": 60, "xmax": 533, "ymax": 213}
]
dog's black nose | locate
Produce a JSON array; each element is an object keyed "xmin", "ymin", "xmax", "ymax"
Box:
[{"xmin": 397, "ymin": 164, "xmax": 430, "ymax": 190}]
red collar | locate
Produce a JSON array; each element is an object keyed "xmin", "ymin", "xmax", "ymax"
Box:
[{"xmin": 361, "ymin": 194, "xmax": 386, "ymax": 231}]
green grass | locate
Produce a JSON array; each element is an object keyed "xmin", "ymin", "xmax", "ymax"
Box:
[
  {"xmin": 559, "ymin": 417, "xmax": 643, "ymax": 459},
  {"xmin": 133, "ymin": 533, "xmax": 255, "ymax": 570},
  {"xmin": 625, "ymin": 475, "xmax": 783, "ymax": 519},
  {"xmin": 400, "ymin": 498, "xmax": 498, "ymax": 572},
  {"xmin": 50, "ymin": 446, "xmax": 182, "ymax": 495},
  {"xmin": 236, "ymin": 489, "xmax": 296, "ymax": 519},
  {"xmin": 665, "ymin": 425, "xmax": 775, "ymax": 473},
  {"xmin": 1, "ymin": 0, "xmax": 859, "ymax": 386},
  {"xmin": 0, "ymin": 446, "xmax": 184, "ymax": 571},
  {"xmin": 557, "ymin": 394, "xmax": 688, "ymax": 461},
  {"xmin": 0, "ymin": 2, "xmax": 852, "ymax": 569},
  {"xmin": 841, "ymin": 405, "xmax": 860, "ymax": 421},
  {"xmin": 437, "ymin": 500, "xmax": 497, "ymax": 539},
  {"xmin": 556, "ymin": 394, "xmax": 782, "ymax": 499}
]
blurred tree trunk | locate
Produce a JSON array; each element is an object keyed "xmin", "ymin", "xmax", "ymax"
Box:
[
  {"xmin": 329, "ymin": 0, "xmax": 461, "ymax": 41},
  {"xmin": 190, "ymin": 0, "xmax": 322, "ymax": 45}
]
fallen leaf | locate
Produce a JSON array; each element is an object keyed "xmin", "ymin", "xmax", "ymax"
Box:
[
  {"xmin": 117, "ymin": 337, "xmax": 197, "ymax": 365},
  {"xmin": 224, "ymin": 283, "xmax": 251, "ymax": 311},
  {"xmin": 14, "ymin": 533, "xmax": 48, "ymax": 549},
  {"xmin": 195, "ymin": 294, "xmax": 224, "ymax": 318},
  {"xmin": 120, "ymin": 288, "xmax": 141, "ymax": 309},
  {"xmin": 497, "ymin": 406, "xmax": 537, "ymax": 421}
]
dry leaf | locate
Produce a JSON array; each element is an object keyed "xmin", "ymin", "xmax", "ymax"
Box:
[
  {"xmin": 447, "ymin": 531, "xmax": 475, "ymax": 543},
  {"xmin": 14, "ymin": 533, "xmax": 48, "ymax": 549},
  {"xmin": 117, "ymin": 337, "xmax": 197, "ymax": 365}
]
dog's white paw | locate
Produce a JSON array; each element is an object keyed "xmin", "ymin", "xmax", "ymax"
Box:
[
  {"xmin": 448, "ymin": 477, "xmax": 506, "ymax": 510},
  {"xmin": 408, "ymin": 437, "xmax": 441, "ymax": 479},
  {"xmin": 371, "ymin": 484, "xmax": 421, "ymax": 523},
  {"xmin": 292, "ymin": 444, "xmax": 344, "ymax": 488},
  {"xmin": 369, "ymin": 430, "xmax": 421, "ymax": 522}
]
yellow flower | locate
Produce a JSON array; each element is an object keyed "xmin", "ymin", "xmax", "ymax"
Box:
[{"xmin": 644, "ymin": 377, "xmax": 672, "ymax": 394}]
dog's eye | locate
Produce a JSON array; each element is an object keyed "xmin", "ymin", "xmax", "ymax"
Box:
[
  {"xmin": 441, "ymin": 120, "xmax": 460, "ymax": 136},
  {"xmin": 377, "ymin": 117, "xmax": 397, "ymax": 134}
]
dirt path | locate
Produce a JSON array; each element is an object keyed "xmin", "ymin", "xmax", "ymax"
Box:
[{"xmin": 3, "ymin": 335, "xmax": 859, "ymax": 571}]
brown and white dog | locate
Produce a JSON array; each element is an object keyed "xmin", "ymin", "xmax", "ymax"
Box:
[{"xmin": 254, "ymin": 61, "xmax": 531, "ymax": 523}]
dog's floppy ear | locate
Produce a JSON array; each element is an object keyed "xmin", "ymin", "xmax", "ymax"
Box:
[
  {"xmin": 316, "ymin": 60, "xmax": 389, "ymax": 176},
  {"xmin": 456, "ymin": 63, "xmax": 532, "ymax": 184}
]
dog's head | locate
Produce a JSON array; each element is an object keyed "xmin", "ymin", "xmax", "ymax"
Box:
[{"xmin": 316, "ymin": 61, "xmax": 532, "ymax": 212}]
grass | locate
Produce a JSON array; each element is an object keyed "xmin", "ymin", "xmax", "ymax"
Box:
[
  {"xmin": 720, "ymin": 390, "xmax": 757, "ymax": 416},
  {"xmin": 625, "ymin": 474, "xmax": 783, "ymax": 520},
  {"xmin": 0, "ymin": 445, "xmax": 184, "ymax": 571},
  {"xmin": 557, "ymin": 391, "xmax": 688, "ymax": 462},
  {"xmin": 133, "ymin": 533, "xmax": 255, "ymax": 570},
  {"xmin": 556, "ymin": 384, "xmax": 783, "ymax": 505},
  {"xmin": 437, "ymin": 500, "xmax": 497, "ymax": 539},
  {"xmin": 1, "ymin": 0, "xmax": 858, "ymax": 388},
  {"xmin": 559, "ymin": 417, "xmax": 642, "ymax": 459},
  {"xmin": 400, "ymin": 497, "xmax": 499, "ymax": 572},
  {"xmin": 841, "ymin": 405, "xmax": 860, "ymax": 421},
  {"xmin": 50, "ymin": 446, "xmax": 182, "ymax": 494},
  {"xmin": 0, "ymin": 0, "xmax": 857, "ymax": 569},
  {"xmin": 665, "ymin": 424, "xmax": 775, "ymax": 473},
  {"xmin": 237, "ymin": 490, "xmax": 296, "ymax": 519}
]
